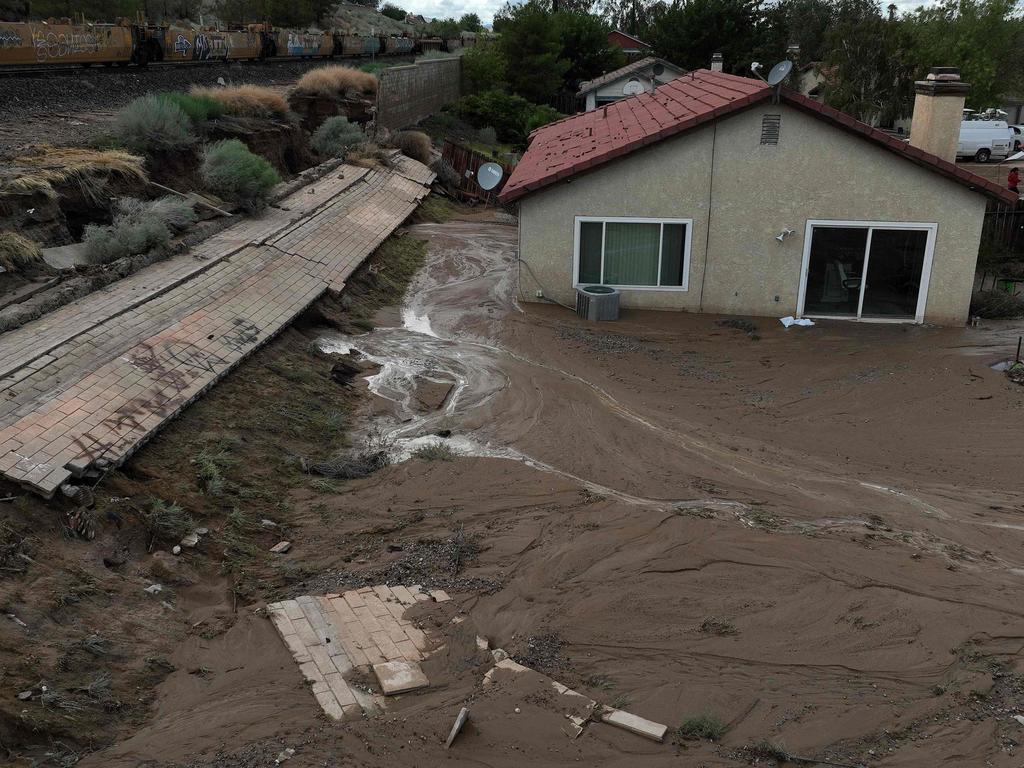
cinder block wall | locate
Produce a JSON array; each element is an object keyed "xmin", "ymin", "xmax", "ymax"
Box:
[{"xmin": 377, "ymin": 57, "xmax": 462, "ymax": 131}]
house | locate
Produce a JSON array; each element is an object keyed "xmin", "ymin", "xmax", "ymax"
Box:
[
  {"xmin": 499, "ymin": 67, "xmax": 1013, "ymax": 326},
  {"xmin": 577, "ymin": 57, "xmax": 685, "ymax": 112},
  {"xmin": 607, "ymin": 30, "xmax": 650, "ymax": 60},
  {"xmin": 798, "ymin": 62, "xmax": 825, "ymax": 102}
]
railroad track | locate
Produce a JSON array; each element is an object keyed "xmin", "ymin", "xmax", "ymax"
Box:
[{"xmin": 0, "ymin": 56, "xmax": 398, "ymax": 79}]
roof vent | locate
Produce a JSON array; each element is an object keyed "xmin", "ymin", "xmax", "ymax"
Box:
[{"xmin": 760, "ymin": 114, "xmax": 781, "ymax": 145}]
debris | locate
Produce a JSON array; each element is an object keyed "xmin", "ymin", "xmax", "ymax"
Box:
[
  {"xmin": 17, "ymin": 690, "xmax": 32, "ymax": 700},
  {"xmin": 476, "ymin": 635, "xmax": 489, "ymax": 651},
  {"xmin": 372, "ymin": 660, "xmax": 429, "ymax": 695},
  {"xmin": 260, "ymin": 519, "xmax": 278, "ymax": 528},
  {"xmin": 172, "ymin": 545, "xmax": 182, "ymax": 555},
  {"xmin": 275, "ymin": 746, "xmax": 296, "ymax": 763},
  {"xmin": 430, "ymin": 589, "xmax": 452, "ymax": 602},
  {"xmin": 6, "ymin": 613, "xmax": 27, "ymax": 627},
  {"xmin": 565, "ymin": 713, "xmax": 587, "ymax": 738},
  {"xmin": 180, "ymin": 532, "xmax": 199, "ymax": 548},
  {"xmin": 444, "ymin": 706, "xmax": 469, "ymax": 749},
  {"xmin": 491, "ymin": 648, "xmax": 509, "ymax": 662},
  {"xmin": 144, "ymin": 583, "xmax": 163, "ymax": 595},
  {"xmin": 779, "ymin": 315, "xmax": 814, "ymax": 328},
  {"xmin": 1014, "ymin": 714, "xmax": 1024, "ymax": 726},
  {"xmin": 195, "ymin": 527, "xmax": 209, "ymax": 535},
  {"xmin": 599, "ymin": 707, "xmax": 668, "ymax": 743},
  {"xmin": 514, "ymin": 707, "xmax": 521, "ymax": 713},
  {"xmin": 270, "ymin": 541, "xmax": 292, "ymax": 554}
]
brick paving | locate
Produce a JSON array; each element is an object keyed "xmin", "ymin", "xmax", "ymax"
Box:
[
  {"xmin": 267, "ymin": 584, "xmax": 450, "ymax": 720},
  {"xmin": 0, "ymin": 157, "xmax": 433, "ymax": 496}
]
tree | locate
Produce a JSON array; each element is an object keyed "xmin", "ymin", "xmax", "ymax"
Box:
[
  {"xmin": 552, "ymin": 10, "xmax": 625, "ymax": 87},
  {"xmin": 648, "ymin": 0, "xmax": 762, "ymax": 72},
  {"xmin": 381, "ymin": 1, "xmax": 406, "ymax": 20},
  {"xmin": 462, "ymin": 43, "xmax": 507, "ymax": 92},
  {"xmin": 498, "ymin": 1, "xmax": 570, "ymax": 102},
  {"xmin": 821, "ymin": 0, "xmax": 914, "ymax": 124},
  {"xmin": 458, "ymin": 11, "xmax": 481, "ymax": 30},
  {"xmin": 427, "ymin": 16, "xmax": 460, "ymax": 37}
]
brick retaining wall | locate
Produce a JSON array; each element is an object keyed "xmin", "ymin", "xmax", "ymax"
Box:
[{"xmin": 376, "ymin": 57, "xmax": 461, "ymax": 132}]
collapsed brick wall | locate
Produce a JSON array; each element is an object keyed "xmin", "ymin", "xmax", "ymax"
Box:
[{"xmin": 376, "ymin": 57, "xmax": 461, "ymax": 132}]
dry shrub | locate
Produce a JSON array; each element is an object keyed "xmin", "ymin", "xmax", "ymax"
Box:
[
  {"xmin": 0, "ymin": 232, "xmax": 46, "ymax": 273},
  {"xmin": 391, "ymin": 130, "xmax": 432, "ymax": 165},
  {"xmin": 83, "ymin": 196, "xmax": 197, "ymax": 265},
  {"xmin": 294, "ymin": 65, "xmax": 378, "ymax": 99},
  {"xmin": 191, "ymin": 85, "xmax": 290, "ymax": 119},
  {"xmin": 3, "ymin": 146, "xmax": 147, "ymax": 205},
  {"xmin": 346, "ymin": 142, "xmax": 393, "ymax": 169}
]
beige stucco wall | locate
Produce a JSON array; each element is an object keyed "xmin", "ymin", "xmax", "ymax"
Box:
[{"xmin": 516, "ymin": 103, "xmax": 987, "ymax": 325}]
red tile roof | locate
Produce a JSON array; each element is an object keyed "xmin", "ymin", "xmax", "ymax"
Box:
[{"xmin": 499, "ymin": 69, "xmax": 1016, "ymax": 205}]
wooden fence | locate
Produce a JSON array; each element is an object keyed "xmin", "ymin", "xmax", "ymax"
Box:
[{"xmin": 441, "ymin": 140, "xmax": 512, "ymax": 204}]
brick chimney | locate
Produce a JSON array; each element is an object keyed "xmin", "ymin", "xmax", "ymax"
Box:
[
  {"xmin": 909, "ymin": 67, "xmax": 970, "ymax": 163},
  {"xmin": 710, "ymin": 52, "xmax": 723, "ymax": 72}
]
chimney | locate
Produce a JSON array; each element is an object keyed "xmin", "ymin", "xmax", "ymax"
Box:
[
  {"xmin": 909, "ymin": 67, "xmax": 970, "ymax": 163},
  {"xmin": 710, "ymin": 52, "xmax": 723, "ymax": 72}
]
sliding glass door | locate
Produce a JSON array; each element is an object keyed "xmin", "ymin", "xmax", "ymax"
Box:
[{"xmin": 800, "ymin": 222, "xmax": 935, "ymax": 322}]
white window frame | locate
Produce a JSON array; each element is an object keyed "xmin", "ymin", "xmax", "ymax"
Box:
[
  {"xmin": 573, "ymin": 216, "xmax": 693, "ymax": 291},
  {"xmin": 796, "ymin": 219, "xmax": 938, "ymax": 324}
]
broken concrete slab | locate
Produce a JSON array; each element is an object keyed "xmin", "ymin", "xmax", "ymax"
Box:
[
  {"xmin": 40, "ymin": 242, "xmax": 89, "ymax": 270},
  {"xmin": 270, "ymin": 541, "xmax": 292, "ymax": 554},
  {"xmin": 373, "ymin": 660, "xmax": 429, "ymax": 695},
  {"xmin": 599, "ymin": 707, "xmax": 668, "ymax": 742},
  {"xmin": 445, "ymin": 706, "xmax": 470, "ymax": 749}
]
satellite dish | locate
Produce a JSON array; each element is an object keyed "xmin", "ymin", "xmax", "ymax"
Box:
[
  {"xmin": 766, "ymin": 59, "xmax": 793, "ymax": 87},
  {"xmin": 652, "ymin": 62, "xmax": 664, "ymax": 77},
  {"xmin": 477, "ymin": 162, "xmax": 504, "ymax": 191},
  {"xmin": 622, "ymin": 77, "xmax": 644, "ymax": 96}
]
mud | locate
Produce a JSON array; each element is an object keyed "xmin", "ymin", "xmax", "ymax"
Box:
[{"xmin": 29, "ymin": 211, "xmax": 1024, "ymax": 766}]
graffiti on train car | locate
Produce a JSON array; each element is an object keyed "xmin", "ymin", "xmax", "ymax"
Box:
[
  {"xmin": 194, "ymin": 33, "xmax": 229, "ymax": 60},
  {"xmin": 286, "ymin": 31, "xmax": 319, "ymax": 55},
  {"xmin": 0, "ymin": 28, "xmax": 23, "ymax": 49},
  {"xmin": 34, "ymin": 31, "xmax": 101, "ymax": 61}
]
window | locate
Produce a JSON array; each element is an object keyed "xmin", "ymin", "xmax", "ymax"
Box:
[
  {"xmin": 760, "ymin": 114, "xmax": 781, "ymax": 145},
  {"xmin": 575, "ymin": 217, "xmax": 692, "ymax": 290}
]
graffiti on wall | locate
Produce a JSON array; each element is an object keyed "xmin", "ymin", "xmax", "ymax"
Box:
[
  {"xmin": 33, "ymin": 30, "xmax": 101, "ymax": 61},
  {"xmin": 0, "ymin": 28, "xmax": 23, "ymax": 49}
]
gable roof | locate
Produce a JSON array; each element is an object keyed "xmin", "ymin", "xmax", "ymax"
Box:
[
  {"xmin": 577, "ymin": 56, "xmax": 685, "ymax": 96},
  {"xmin": 608, "ymin": 30, "xmax": 650, "ymax": 49},
  {"xmin": 499, "ymin": 69, "xmax": 1016, "ymax": 205}
]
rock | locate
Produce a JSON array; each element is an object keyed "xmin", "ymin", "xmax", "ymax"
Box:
[
  {"xmin": 476, "ymin": 636, "xmax": 489, "ymax": 652},
  {"xmin": 275, "ymin": 747, "xmax": 295, "ymax": 764},
  {"xmin": 261, "ymin": 519, "xmax": 278, "ymax": 529},
  {"xmin": 445, "ymin": 707, "xmax": 469, "ymax": 749},
  {"xmin": 491, "ymin": 648, "xmax": 509, "ymax": 662},
  {"xmin": 270, "ymin": 541, "xmax": 292, "ymax": 554},
  {"xmin": 180, "ymin": 533, "xmax": 199, "ymax": 548},
  {"xmin": 144, "ymin": 583, "xmax": 162, "ymax": 595},
  {"xmin": 514, "ymin": 707, "xmax": 521, "ymax": 714},
  {"xmin": 172, "ymin": 545, "xmax": 182, "ymax": 555},
  {"xmin": 17, "ymin": 690, "xmax": 32, "ymax": 700},
  {"xmin": 195, "ymin": 527, "xmax": 209, "ymax": 535}
]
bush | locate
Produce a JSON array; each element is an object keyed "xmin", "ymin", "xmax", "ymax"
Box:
[
  {"xmin": 448, "ymin": 90, "xmax": 561, "ymax": 147},
  {"xmin": 83, "ymin": 196, "xmax": 197, "ymax": 265},
  {"xmin": 380, "ymin": 2, "xmax": 406, "ymax": 20},
  {"xmin": 677, "ymin": 713, "xmax": 727, "ymax": 742},
  {"xmin": 391, "ymin": 130, "xmax": 432, "ymax": 164},
  {"xmin": 191, "ymin": 85, "xmax": 290, "ymax": 119},
  {"xmin": 477, "ymin": 126, "xmax": 498, "ymax": 147},
  {"xmin": 201, "ymin": 139, "xmax": 281, "ymax": 212},
  {"xmin": 971, "ymin": 289, "xmax": 1024, "ymax": 319},
  {"xmin": 310, "ymin": 116, "xmax": 365, "ymax": 157},
  {"xmin": 158, "ymin": 91, "xmax": 225, "ymax": 124},
  {"xmin": 112, "ymin": 94, "xmax": 194, "ymax": 154},
  {"xmin": 294, "ymin": 65, "xmax": 379, "ymax": 99},
  {"xmin": 462, "ymin": 45, "xmax": 506, "ymax": 93}
]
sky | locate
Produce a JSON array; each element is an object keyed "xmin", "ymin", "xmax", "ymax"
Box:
[{"xmin": 400, "ymin": 0, "xmax": 936, "ymax": 30}]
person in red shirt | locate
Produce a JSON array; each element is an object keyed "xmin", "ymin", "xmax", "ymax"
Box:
[{"xmin": 1009, "ymin": 167, "xmax": 1020, "ymax": 193}]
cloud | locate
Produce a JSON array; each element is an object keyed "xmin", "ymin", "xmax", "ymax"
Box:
[{"xmin": 403, "ymin": 0, "xmax": 505, "ymax": 24}]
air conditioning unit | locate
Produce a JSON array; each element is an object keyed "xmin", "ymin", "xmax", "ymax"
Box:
[{"xmin": 575, "ymin": 285, "xmax": 620, "ymax": 321}]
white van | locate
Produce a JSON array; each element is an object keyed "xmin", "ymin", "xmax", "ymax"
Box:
[{"xmin": 957, "ymin": 120, "xmax": 1013, "ymax": 162}]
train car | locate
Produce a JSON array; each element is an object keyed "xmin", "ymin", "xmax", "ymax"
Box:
[
  {"xmin": 444, "ymin": 37, "xmax": 461, "ymax": 53},
  {"xmin": 334, "ymin": 33, "xmax": 364, "ymax": 57},
  {"xmin": 362, "ymin": 35, "xmax": 380, "ymax": 56},
  {"xmin": 273, "ymin": 29, "xmax": 332, "ymax": 58},
  {"xmin": 158, "ymin": 26, "xmax": 241, "ymax": 62},
  {"xmin": 417, "ymin": 37, "xmax": 443, "ymax": 53},
  {"xmin": 0, "ymin": 20, "xmax": 134, "ymax": 66},
  {"xmin": 459, "ymin": 31, "xmax": 476, "ymax": 48},
  {"xmin": 383, "ymin": 36, "xmax": 414, "ymax": 55}
]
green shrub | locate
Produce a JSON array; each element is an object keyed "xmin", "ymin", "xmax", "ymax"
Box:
[
  {"xmin": 677, "ymin": 713, "xmax": 727, "ymax": 742},
  {"xmin": 201, "ymin": 139, "xmax": 281, "ymax": 212},
  {"xmin": 310, "ymin": 116, "xmax": 365, "ymax": 157},
  {"xmin": 462, "ymin": 45, "xmax": 506, "ymax": 93},
  {"xmin": 83, "ymin": 196, "xmax": 197, "ymax": 265},
  {"xmin": 113, "ymin": 94, "xmax": 194, "ymax": 154},
  {"xmin": 158, "ymin": 91, "xmax": 225, "ymax": 124},
  {"xmin": 447, "ymin": 90, "xmax": 561, "ymax": 147},
  {"xmin": 380, "ymin": 2, "xmax": 406, "ymax": 20},
  {"xmin": 391, "ymin": 130, "xmax": 432, "ymax": 164}
]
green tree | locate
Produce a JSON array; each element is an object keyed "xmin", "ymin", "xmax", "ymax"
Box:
[
  {"xmin": 498, "ymin": 1, "xmax": 570, "ymax": 102},
  {"xmin": 648, "ymin": 0, "xmax": 762, "ymax": 72},
  {"xmin": 380, "ymin": 1, "xmax": 405, "ymax": 20},
  {"xmin": 427, "ymin": 16, "xmax": 460, "ymax": 37},
  {"xmin": 552, "ymin": 10, "xmax": 625, "ymax": 87},
  {"xmin": 458, "ymin": 11, "xmax": 481, "ymax": 29},
  {"xmin": 462, "ymin": 43, "xmax": 507, "ymax": 91}
]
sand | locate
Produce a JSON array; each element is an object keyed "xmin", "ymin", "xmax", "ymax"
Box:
[{"xmin": 71, "ymin": 213, "xmax": 1024, "ymax": 767}]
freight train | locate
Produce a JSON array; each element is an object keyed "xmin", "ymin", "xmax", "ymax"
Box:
[{"xmin": 0, "ymin": 19, "xmax": 480, "ymax": 69}]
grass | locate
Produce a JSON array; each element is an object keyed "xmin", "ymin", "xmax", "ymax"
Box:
[
  {"xmin": 414, "ymin": 195, "xmax": 455, "ymax": 224},
  {"xmin": 0, "ymin": 232, "xmax": 46, "ymax": 274},
  {"xmin": 971, "ymin": 288, "xmax": 1024, "ymax": 319},
  {"xmin": 191, "ymin": 85, "xmax": 290, "ymax": 119},
  {"xmin": 412, "ymin": 442, "xmax": 458, "ymax": 461},
  {"xmin": 158, "ymin": 91, "xmax": 225, "ymax": 124},
  {"xmin": 113, "ymin": 94, "xmax": 194, "ymax": 154},
  {"xmin": 201, "ymin": 139, "xmax": 281, "ymax": 213},
  {"xmin": 294, "ymin": 65, "xmax": 379, "ymax": 98},
  {"xmin": 677, "ymin": 712, "xmax": 728, "ymax": 741},
  {"xmin": 609, "ymin": 693, "xmax": 631, "ymax": 709},
  {"xmin": 4, "ymin": 146, "xmax": 147, "ymax": 206},
  {"xmin": 137, "ymin": 499, "xmax": 195, "ymax": 548},
  {"xmin": 584, "ymin": 674, "xmax": 616, "ymax": 691},
  {"xmin": 390, "ymin": 130, "xmax": 432, "ymax": 164}
]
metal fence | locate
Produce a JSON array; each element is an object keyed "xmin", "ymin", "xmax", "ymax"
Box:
[
  {"xmin": 982, "ymin": 200, "xmax": 1024, "ymax": 255},
  {"xmin": 441, "ymin": 140, "xmax": 512, "ymax": 204}
]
